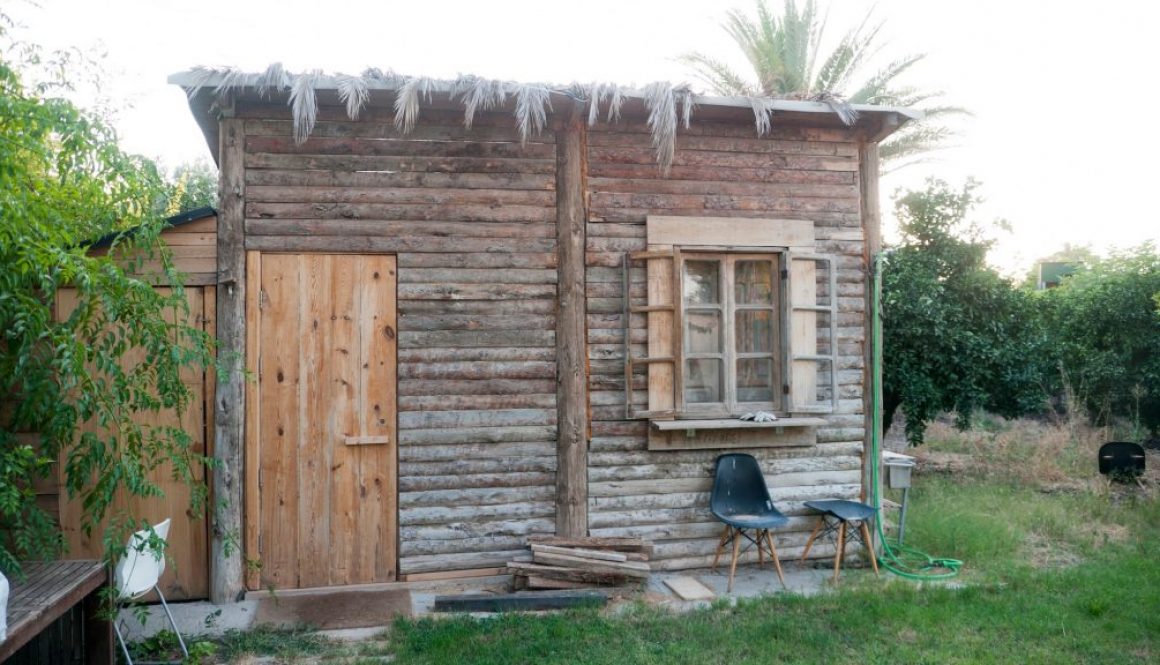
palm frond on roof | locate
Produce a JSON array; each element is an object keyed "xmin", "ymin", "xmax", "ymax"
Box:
[{"xmin": 180, "ymin": 64, "xmax": 906, "ymax": 170}]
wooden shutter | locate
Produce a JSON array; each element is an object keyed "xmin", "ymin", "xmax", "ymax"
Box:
[
  {"xmin": 787, "ymin": 253, "xmax": 838, "ymax": 414},
  {"xmin": 623, "ymin": 249, "xmax": 681, "ymax": 419}
]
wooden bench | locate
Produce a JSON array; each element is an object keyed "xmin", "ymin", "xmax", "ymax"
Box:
[{"xmin": 0, "ymin": 560, "xmax": 112, "ymax": 664}]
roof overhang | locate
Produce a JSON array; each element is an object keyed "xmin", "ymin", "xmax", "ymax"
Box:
[{"xmin": 169, "ymin": 70, "xmax": 919, "ymax": 165}]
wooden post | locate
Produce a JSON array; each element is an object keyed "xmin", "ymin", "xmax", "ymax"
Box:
[
  {"xmin": 212, "ymin": 115, "xmax": 246, "ymax": 603},
  {"xmin": 859, "ymin": 140, "xmax": 881, "ymax": 511},
  {"xmin": 554, "ymin": 103, "xmax": 589, "ymax": 538}
]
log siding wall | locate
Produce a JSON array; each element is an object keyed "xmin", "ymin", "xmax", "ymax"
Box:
[
  {"xmin": 585, "ymin": 120, "xmax": 867, "ymax": 569},
  {"xmin": 232, "ymin": 102, "xmax": 870, "ymax": 578},
  {"xmin": 237, "ymin": 105, "xmax": 560, "ymax": 575}
]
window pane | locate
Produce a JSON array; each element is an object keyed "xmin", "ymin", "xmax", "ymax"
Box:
[
  {"xmin": 686, "ymin": 311, "xmax": 721, "ymax": 353},
  {"xmin": 684, "ymin": 261, "xmax": 720, "ymax": 305},
  {"xmin": 737, "ymin": 358, "xmax": 774, "ymax": 402},
  {"xmin": 685, "ymin": 359, "xmax": 722, "ymax": 404},
  {"xmin": 735, "ymin": 310, "xmax": 774, "ymax": 353},
  {"xmin": 735, "ymin": 261, "xmax": 774, "ymax": 304}
]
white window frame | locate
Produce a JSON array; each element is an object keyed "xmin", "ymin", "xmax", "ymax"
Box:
[{"xmin": 679, "ymin": 252, "xmax": 785, "ymax": 418}]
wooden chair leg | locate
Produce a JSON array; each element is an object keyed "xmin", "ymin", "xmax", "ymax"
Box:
[
  {"xmin": 800, "ymin": 517, "xmax": 824, "ymax": 561},
  {"xmin": 757, "ymin": 529, "xmax": 765, "ymax": 569},
  {"xmin": 766, "ymin": 530, "xmax": 786, "ymax": 588},
  {"xmin": 711, "ymin": 524, "xmax": 731, "ymax": 572},
  {"xmin": 860, "ymin": 521, "xmax": 880, "ymax": 576},
  {"xmin": 728, "ymin": 529, "xmax": 742, "ymax": 592},
  {"xmin": 832, "ymin": 521, "xmax": 846, "ymax": 582}
]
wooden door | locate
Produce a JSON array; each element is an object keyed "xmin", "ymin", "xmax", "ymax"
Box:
[
  {"xmin": 57, "ymin": 286, "xmax": 213, "ymax": 600},
  {"xmin": 251, "ymin": 253, "xmax": 398, "ymax": 590}
]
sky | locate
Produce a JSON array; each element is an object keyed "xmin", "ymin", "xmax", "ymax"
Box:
[{"xmin": 8, "ymin": 0, "xmax": 1160, "ymax": 275}]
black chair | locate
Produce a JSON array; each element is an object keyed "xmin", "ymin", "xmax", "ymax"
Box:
[
  {"xmin": 1098, "ymin": 442, "xmax": 1146, "ymax": 480},
  {"xmin": 709, "ymin": 453, "xmax": 788, "ymax": 591}
]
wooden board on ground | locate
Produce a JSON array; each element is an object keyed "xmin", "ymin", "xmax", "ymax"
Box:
[
  {"xmin": 433, "ymin": 590, "xmax": 609, "ymax": 613},
  {"xmin": 525, "ymin": 535, "xmax": 652, "ymax": 553},
  {"xmin": 506, "ymin": 562, "xmax": 630, "ymax": 586},
  {"xmin": 663, "ymin": 576, "xmax": 716, "ymax": 601}
]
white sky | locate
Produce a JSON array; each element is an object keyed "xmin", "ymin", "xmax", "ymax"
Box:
[{"xmin": 10, "ymin": 0, "xmax": 1160, "ymax": 274}]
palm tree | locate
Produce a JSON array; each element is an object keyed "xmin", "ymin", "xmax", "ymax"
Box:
[{"xmin": 680, "ymin": 0, "xmax": 964, "ymax": 171}]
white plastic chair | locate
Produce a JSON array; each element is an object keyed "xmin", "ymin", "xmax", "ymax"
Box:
[{"xmin": 113, "ymin": 518, "xmax": 188, "ymax": 664}]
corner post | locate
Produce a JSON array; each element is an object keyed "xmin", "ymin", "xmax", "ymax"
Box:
[
  {"xmin": 212, "ymin": 115, "xmax": 246, "ymax": 602},
  {"xmin": 554, "ymin": 102, "xmax": 589, "ymax": 537},
  {"xmin": 859, "ymin": 140, "xmax": 882, "ymax": 506}
]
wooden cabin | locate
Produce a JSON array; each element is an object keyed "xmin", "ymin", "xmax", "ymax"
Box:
[{"xmin": 169, "ymin": 69, "xmax": 912, "ymax": 602}]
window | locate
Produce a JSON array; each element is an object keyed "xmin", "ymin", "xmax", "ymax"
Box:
[
  {"xmin": 625, "ymin": 216, "xmax": 839, "ymax": 450},
  {"xmin": 681, "ymin": 253, "xmax": 782, "ymax": 417}
]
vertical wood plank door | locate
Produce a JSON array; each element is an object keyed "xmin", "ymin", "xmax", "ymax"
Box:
[
  {"xmin": 254, "ymin": 254, "xmax": 398, "ymax": 589},
  {"xmin": 57, "ymin": 286, "xmax": 213, "ymax": 601}
]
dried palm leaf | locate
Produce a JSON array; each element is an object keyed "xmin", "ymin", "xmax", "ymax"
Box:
[
  {"xmin": 289, "ymin": 70, "xmax": 321, "ymax": 144},
  {"xmin": 513, "ymin": 84, "xmax": 552, "ymax": 144},
  {"xmin": 642, "ymin": 81, "xmax": 678, "ymax": 173},
  {"xmin": 750, "ymin": 96, "xmax": 777, "ymax": 137},
  {"xmin": 256, "ymin": 62, "xmax": 291, "ymax": 98},
  {"xmin": 184, "ymin": 65, "xmax": 233, "ymax": 97},
  {"xmin": 813, "ymin": 91, "xmax": 858, "ymax": 126},
  {"xmin": 336, "ymin": 74, "xmax": 369, "ymax": 120},
  {"xmin": 454, "ymin": 75, "xmax": 509, "ymax": 129},
  {"xmin": 677, "ymin": 86, "xmax": 696, "ymax": 129},
  {"xmin": 394, "ymin": 76, "xmax": 437, "ymax": 134}
]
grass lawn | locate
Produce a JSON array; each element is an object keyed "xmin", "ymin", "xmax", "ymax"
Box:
[
  {"xmin": 387, "ymin": 477, "xmax": 1160, "ymax": 665},
  {"xmin": 167, "ymin": 418, "xmax": 1160, "ymax": 664}
]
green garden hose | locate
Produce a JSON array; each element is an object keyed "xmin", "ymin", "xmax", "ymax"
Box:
[{"xmin": 869, "ymin": 252, "xmax": 962, "ymax": 580}]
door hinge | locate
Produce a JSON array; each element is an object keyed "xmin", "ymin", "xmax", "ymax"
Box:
[
  {"xmin": 258, "ymin": 288, "xmax": 269, "ymax": 310},
  {"xmin": 780, "ymin": 268, "xmax": 789, "ymax": 279},
  {"xmin": 783, "ymin": 384, "xmax": 791, "ymax": 394}
]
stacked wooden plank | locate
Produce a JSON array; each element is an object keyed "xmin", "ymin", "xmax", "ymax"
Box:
[{"xmin": 508, "ymin": 536, "xmax": 652, "ymax": 590}]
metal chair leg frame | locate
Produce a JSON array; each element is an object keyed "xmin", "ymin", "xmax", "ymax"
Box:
[
  {"xmin": 114, "ymin": 587, "xmax": 190, "ymax": 665},
  {"xmin": 156, "ymin": 587, "xmax": 189, "ymax": 660}
]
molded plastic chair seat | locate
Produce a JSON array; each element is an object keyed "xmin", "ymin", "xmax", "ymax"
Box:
[
  {"xmin": 709, "ymin": 453, "xmax": 789, "ymax": 592},
  {"xmin": 804, "ymin": 499, "xmax": 877, "ymax": 523}
]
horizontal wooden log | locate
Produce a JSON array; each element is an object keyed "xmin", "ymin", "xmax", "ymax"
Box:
[
  {"xmin": 399, "ymin": 252, "xmax": 556, "ymax": 270},
  {"xmin": 400, "ymin": 501, "xmax": 555, "ymax": 527},
  {"xmin": 588, "ymin": 162, "xmax": 857, "ymax": 183},
  {"xmin": 246, "ymin": 135, "xmax": 556, "ymax": 159},
  {"xmin": 245, "ymin": 234, "xmax": 556, "ymax": 253},
  {"xmin": 589, "ymin": 208, "xmax": 860, "ymax": 227},
  {"xmin": 586, "ymin": 132, "xmax": 858, "ymax": 156},
  {"xmin": 399, "ymin": 329, "xmax": 555, "ymax": 348},
  {"xmin": 590, "ymin": 120, "xmax": 857, "ymax": 143},
  {"xmin": 399, "ymin": 425, "xmax": 557, "ymax": 446},
  {"xmin": 247, "ymin": 219, "xmax": 553, "ymax": 238},
  {"xmin": 399, "ymin": 408, "xmax": 556, "ymax": 430},
  {"xmin": 246, "ymin": 201, "xmax": 556, "ymax": 223},
  {"xmin": 590, "ymin": 146, "xmax": 857, "ymax": 171},
  {"xmin": 591, "ymin": 193, "xmax": 859, "ymax": 215},
  {"xmin": 400, "ymin": 299, "xmax": 556, "ymax": 314},
  {"xmin": 399, "ymin": 379, "xmax": 557, "ymax": 396},
  {"xmin": 399, "ymin": 549, "xmax": 530, "ymax": 574},
  {"xmin": 245, "ymin": 168, "xmax": 555, "ymax": 190},
  {"xmin": 399, "ymin": 441, "xmax": 556, "ymax": 462},
  {"xmin": 399, "ymin": 394, "xmax": 556, "ymax": 411},
  {"xmin": 401, "ymin": 457, "xmax": 556, "ymax": 478},
  {"xmin": 589, "ymin": 176, "xmax": 858, "ymax": 199},
  {"xmin": 398, "ymin": 284, "xmax": 556, "ymax": 301},
  {"xmin": 401, "ymin": 518, "xmax": 556, "ymax": 542},
  {"xmin": 402, "ymin": 312, "xmax": 554, "ymax": 331},
  {"xmin": 397, "ymin": 347, "xmax": 554, "ymax": 363},
  {"xmin": 247, "ymin": 184, "xmax": 555, "ymax": 206},
  {"xmin": 398, "ymin": 361, "xmax": 556, "ymax": 380},
  {"xmin": 400, "ymin": 270, "xmax": 557, "ymax": 286},
  {"xmin": 399, "ymin": 471, "xmax": 555, "ymax": 492},
  {"xmin": 401, "ymin": 535, "xmax": 531, "ymax": 557},
  {"xmin": 245, "ymin": 153, "xmax": 556, "ymax": 174}
]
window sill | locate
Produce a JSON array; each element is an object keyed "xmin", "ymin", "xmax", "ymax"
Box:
[{"xmin": 651, "ymin": 417, "xmax": 828, "ymax": 432}]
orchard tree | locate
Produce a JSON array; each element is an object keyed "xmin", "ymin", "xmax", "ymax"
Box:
[
  {"xmin": 881, "ymin": 180, "xmax": 1048, "ymax": 444},
  {"xmin": 1039, "ymin": 245, "xmax": 1160, "ymax": 434},
  {"xmin": 0, "ymin": 39, "xmax": 215, "ymax": 573}
]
